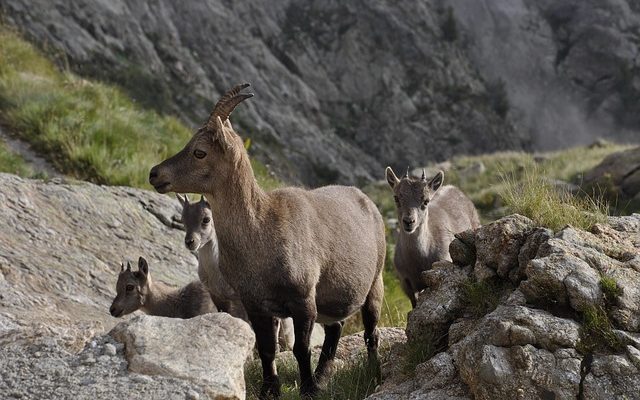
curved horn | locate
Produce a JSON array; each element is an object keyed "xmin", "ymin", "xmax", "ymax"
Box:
[
  {"xmin": 206, "ymin": 83, "xmax": 253, "ymax": 128},
  {"xmin": 421, "ymin": 168, "xmax": 426, "ymax": 181}
]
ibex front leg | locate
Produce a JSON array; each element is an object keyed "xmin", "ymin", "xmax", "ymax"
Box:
[
  {"xmin": 291, "ymin": 298, "xmax": 320, "ymax": 397},
  {"xmin": 249, "ymin": 313, "xmax": 280, "ymax": 399}
]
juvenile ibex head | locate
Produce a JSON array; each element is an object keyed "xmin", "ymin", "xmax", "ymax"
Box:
[
  {"xmin": 149, "ymin": 83, "xmax": 253, "ymax": 194},
  {"xmin": 109, "ymin": 257, "xmax": 151, "ymax": 317},
  {"xmin": 386, "ymin": 167, "xmax": 444, "ymax": 234},
  {"xmin": 177, "ymin": 194, "xmax": 214, "ymax": 251}
]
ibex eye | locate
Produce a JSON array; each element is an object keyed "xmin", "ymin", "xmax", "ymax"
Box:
[
  {"xmin": 193, "ymin": 149, "xmax": 206, "ymax": 159},
  {"xmin": 126, "ymin": 285, "xmax": 135, "ymax": 292},
  {"xmin": 202, "ymin": 217, "xmax": 211, "ymax": 224}
]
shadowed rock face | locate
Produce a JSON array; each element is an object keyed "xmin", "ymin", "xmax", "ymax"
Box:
[
  {"xmin": 443, "ymin": 0, "xmax": 640, "ymax": 149},
  {"xmin": 1, "ymin": 0, "xmax": 525, "ymax": 185},
  {"xmin": 583, "ymin": 146, "xmax": 640, "ymax": 212}
]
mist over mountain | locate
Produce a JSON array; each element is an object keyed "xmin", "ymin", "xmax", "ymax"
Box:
[{"xmin": 2, "ymin": 0, "xmax": 638, "ymax": 185}]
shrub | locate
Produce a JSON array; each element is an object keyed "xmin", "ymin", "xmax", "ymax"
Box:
[
  {"xmin": 577, "ymin": 305, "xmax": 623, "ymax": 354},
  {"xmin": 600, "ymin": 276, "xmax": 622, "ymax": 303},
  {"xmin": 462, "ymin": 279, "xmax": 501, "ymax": 317}
]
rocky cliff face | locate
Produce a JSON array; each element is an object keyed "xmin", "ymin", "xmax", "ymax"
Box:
[
  {"xmin": 1, "ymin": 0, "xmax": 524, "ymax": 185},
  {"xmin": 369, "ymin": 213, "xmax": 640, "ymax": 399},
  {"xmin": 444, "ymin": 0, "xmax": 640, "ymax": 149}
]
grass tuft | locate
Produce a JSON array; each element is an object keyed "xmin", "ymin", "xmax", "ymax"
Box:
[
  {"xmin": 462, "ymin": 279, "xmax": 501, "ymax": 318},
  {"xmin": 0, "ymin": 139, "xmax": 34, "ymax": 177},
  {"xmin": 501, "ymin": 167, "xmax": 608, "ymax": 231},
  {"xmin": 402, "ymin": 329, "xmax": 444, "ymax": 376},
  {"xmin": 577, "ymin": 305, "xmax": 623, "ymax": 354},
  {"xmin": 600, "ymin": 276, "xmax": 622, "ymax": 303}
]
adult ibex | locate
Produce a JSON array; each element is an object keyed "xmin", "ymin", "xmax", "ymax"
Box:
[
  {"xmin": 110, "ymin": 257, "xmax": 215, "ymax": 319},
  {"xmin": 149, "ymin": 84, "xmax": 386, "ymax": 398},
  {"xmin": 386, "ymin": 167, "xmax": 480, "ymax": 307}
]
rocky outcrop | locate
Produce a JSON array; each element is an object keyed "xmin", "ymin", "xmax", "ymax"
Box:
[
  {"xmin": 369, "ymin": 213, "xmax": 640, "ymax": 400},
  {"xmin": 583, "ymin": 146, "xmax": 640, "ymax": 212},
  {"xmin": 1, "ymin": 0, "xmax": 525, "ymax": 185},
  {"xmin": 111, "ymin": 313, "xmax": 255, "ymax": 399},
  {"xmin": 0, "ymin": 173, "xmax": 255, "ymax": 398}
]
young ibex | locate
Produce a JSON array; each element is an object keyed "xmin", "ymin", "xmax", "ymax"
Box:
[
  {"xmin": 149, "ymin": 84, "xmax": 385, "ymax": 398},
  {"xmin": 386, "ymin": 167, "xmax": 480, "ymax": 307},
  {"xmin": 177, "ymin": 194, "xmax": 294, "ymax": 350},
  {"xmin": 109, "ymin": 257, "xmax": 216, "ymax": 319}
]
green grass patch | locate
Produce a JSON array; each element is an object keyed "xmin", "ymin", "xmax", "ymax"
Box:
[
  {"xmin": 462, "ymin": 279, "xmax": 501, "ymax": 318},
  {"xmin": 501, "ymin": 167, "xmax": 608, "ymax": 231},
  {"xmin": 0, "ymin": 139, "xmax": 34, "ymax": 177},
  {"xmin": 577, "ymin": 305, "xmax": 623, "ymax": 354},
  {"xmin": 0, "ymin": 25, "xmax": 278, "ymax": 189},
  {"xmin": 402, "ymin": 329, "xmax": 444, "ymax": 376},
  {"xmin": 245, "ymin": 353, "xmax": 380, "ymax": 400},
  {"xmin": 600, "ymin": 276, "xmax": 622, "ymax": 303}
]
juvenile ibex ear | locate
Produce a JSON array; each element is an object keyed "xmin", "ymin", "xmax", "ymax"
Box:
[
  {"xmin": 385, "ymin": 167, "xmax": 399, "ymax": 189},
  {"xmin": 428, "ymin": 171, "xmax": 444, "ymax": 192},
  {"xmin": 138, "ymin": 257, "xmax": 149, "ymax": 276}
]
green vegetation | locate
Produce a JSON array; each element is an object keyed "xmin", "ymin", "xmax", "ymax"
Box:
[
  {"xmin": 0, "ymin": 140, "xmax": 33, "ymax": 177},
  {"xmin": 600, "ymin": 276, "xmax": 623, "ymax": 303},
  {"xmin": 245, "ymin": 353, "xmax": 380, "ymax": 400},
  {"xmin": 462, "ymin": 279, "xmax": 502, "ymax": 318},
  {"xmin": 577, "ymin": 305, "xmax": 623, "ymax": 354},
  {"xmin": 402, "ymin": 329, "xmax": 444, "ymax": 376},
  {"xmin": 0, "ymin": 25, "xmax": 278, "ymax": 189},
  {"xmin": 501, "ymin": 167, "xmax": 608, "ymax": 231}
]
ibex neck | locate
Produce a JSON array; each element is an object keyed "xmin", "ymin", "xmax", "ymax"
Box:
[
  {"xmin": 398, "ymin": 219, "xmax": 430, "ymax": 247},
  {"xmin": 208, "ymin": 151, "xmax": 267, "ymax": 228},
  {"xmin": 142, "ymin": 280, "xmax": 178, "ymax": 317}
]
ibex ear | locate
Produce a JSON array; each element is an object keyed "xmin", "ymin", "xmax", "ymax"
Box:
[
  {"xmin": 386, "ymin": 167, "xmax": 399, "ymax": 189},
  {"xmin": 212, "ymin": 116, "xmax": 232, "ymax": 152},
  {"xmin": 428, "ymin": 171, "xmax": 444, "ymax": 192},
  {"xmin": 138, "ymin": 257, "xmax": 149, "ymax": 276}
]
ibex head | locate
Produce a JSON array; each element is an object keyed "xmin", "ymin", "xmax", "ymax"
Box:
[
  {"xmin": 149, "ymin": 83, "xmax": 253, "ymax": 194},
  {"xmin": 109, "ymin": 257, "xmax": 151, "ymax": 317},
  {"xmin": 177, "ymin": 194, "xmax": 214, "ymax": 251},
  {"xmin": 385, "ymin": 167, "xmax": 444, "ymax": 234}
]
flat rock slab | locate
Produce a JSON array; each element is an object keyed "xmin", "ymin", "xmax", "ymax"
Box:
[{"xmin": 111, "ymin": 313, "xmax": 254, "ymax": 400}]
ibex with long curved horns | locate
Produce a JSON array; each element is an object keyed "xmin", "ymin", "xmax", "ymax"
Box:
[
  {"xmin": 149, "ymin": 84, "xmax": 386, "ymax": 398},
  {"xmin": 386, "ymin": 167, "xmax": 480, "ymax": 307}
]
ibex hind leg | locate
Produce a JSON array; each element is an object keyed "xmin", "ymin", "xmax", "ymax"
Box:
[
  {"xmin": 361, "ymin": 272, "xmax": 383, "ymax": 383},
  {"xmin": 314, "ymin": 320, "xmax": 344, "ymax": 387}
]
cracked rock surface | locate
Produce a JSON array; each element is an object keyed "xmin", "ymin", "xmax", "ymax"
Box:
[{"xmin": 368, "ymin": 213, "xmax": 640, "ymax": 400}]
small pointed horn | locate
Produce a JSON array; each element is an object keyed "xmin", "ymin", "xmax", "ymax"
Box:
[
  {"xmin": 421, "ymin": 168, "xmax": 426, "ymax": 181},
  {"xmin": 404, "ymin": 166, "xmax": 410, "ymax": 179},
  {"xmin": 120, "ymin": 262, "xmax": 124, "ymax": 272},
  {"xmin": 200, "ymin": 195, "xmax": 205, "ymax": 203},
  {"xmin": 206, "ymin": 83, "xmax": 253, "ymax": 129},
  {"xmin": 126, "ymin": 261, "xmax": 132, "ymax": 271}
]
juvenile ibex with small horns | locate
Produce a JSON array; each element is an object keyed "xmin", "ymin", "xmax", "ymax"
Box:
[
  {"xmin": 110, "ymin": 257, "xmax": 215, "ymax": 319},
  {"xmin": 149, "ymin": 84, "xmax": 386, "ymax": 398},
  {"xmin": 386, "ymin": 167, "xmax": 480, "ymax": 307}
]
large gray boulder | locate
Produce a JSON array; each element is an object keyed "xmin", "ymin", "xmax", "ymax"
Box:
[{"xmin": 111, "ymin": 313, "xmax": 255, "ymax": 399}]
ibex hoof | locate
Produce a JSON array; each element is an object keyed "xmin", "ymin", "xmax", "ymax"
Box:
[{"xmin": 259, "ymin": 375, "xmax": 281, "ymax": 399}]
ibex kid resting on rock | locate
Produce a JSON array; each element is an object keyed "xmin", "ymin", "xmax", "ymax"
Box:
[
  {"xmin": 110, "ymin": 257, "xmax": 215, "ymax": 318},
  {"xmin": 386, "ymin": 167, "xmax": 480, "ymax": 307},
  {"xmin": 149, "ymin": 84, "xmax": 386, "ymax": 398}
]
